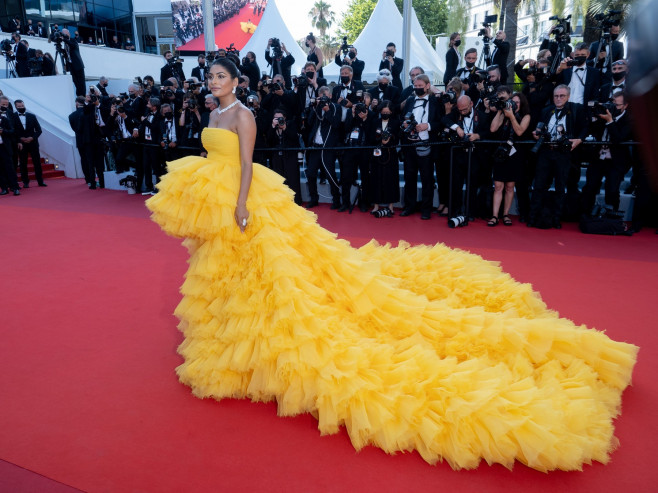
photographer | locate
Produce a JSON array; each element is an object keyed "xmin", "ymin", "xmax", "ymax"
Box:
[
  {"xmin": 515, "ymin": 58, "xmax": 555, "ymax": 123},
  {"xmin": 433, "ymin": 83, "xmax": 460, "ymax": 216},
  {"xmin": 599, "ymin": 59, "xmax": 628, "ymax": 100},
  {"xmin": 96, "ymin": 76, "xmax": 110, "ymax": 97},
  {"xmin": 159, "ymin": 103, "xmax": 180, "ymax": 164},
  {"xmin": 399, "ymin": 74, "xmax": 440, "ymax": 220},
  {"xmin": 485, "ymin": 28, "xmax": 510, "ymax": 83},
  {"xmin": 12, "ymin": 100, "xmax": 46, "ymax": 188},
  {"xmin": 587, "ymin": 22, "xmax": 624, "ymax": 82},
  {"xmin": 339, "ymin": 101, "xmax": 375, "ymax": 212},
  {"xmin": 160, "ymin": 50, "xmax": 185, "ymax": 86},
  {"xmin": 581, "ymin": 92, "xmax": 633, "ymax": 214},
  {"xmin": 529, "ymin": 85, "xmax": 588, "ymax": 229},
  {"xmin": 304, "ymin": 86, "xmax": 341, "ymax": 209},
  {"xmin": 178, "ymin": 94, "xmax": 202, "ymax": 153},
  {"xmin": 332, "ymin": 65, "xmax": 365, "ymax": 125},
  {"xmin": 142, "ymin": 75, "xmax": 160, "ymax": 98},
  {"xmin": 32, "ymin": 49, "xmax": 55, "ymax": 76},
  {"xmin": 80, "ymin": 88, "xmax": 108, "ymax": 189},
  {"xmin": 456, "ymin": 48, "xmax": 481, "ymax": 82},
  {"xmin": 136, "ymin": 97, "xmax": 163, "ymax": 195},
  {"xmin": 368, "ymin": 69, "xmax": 401, "ymax": 114},
  {"xmin": 59, "ymin": 29, "xmax": 86, "ymax": 96},
  {"xmin": 444, "ymin": 33, "xmax": 462, "ymax": 86},
  {"xmin": 124, "ymin": 84, "xmax": 146, "ymax": 120},
  {"xmin": 266, "ymin": 108, "xmax": 302, "ymax": 205},
  {"xmin": 0, "ymin": 108, "xmax": 20, "ymax": 196},
  {"xmin": 191, "ymin": 54, "xmax": 207, "ymax": 83},
  {"xmin": 13, "ymin": 33, "xmax": 30, "ymax": 78},
  {"xmin": 240, "ymin": 51, "xmax": 260, "ymax": 92},
  {"xmin": 260, "ymin": 74, "xmax": 298, "ymax": 123},
  {"xmin": 557, "ymin": 42, "xmax": 601, "ymax": 106},
  {"xmin": 294, "ymin": 62, "xmax": 326, "ymax": 113},
  {"xmin": 369, "ymin": 101, "xmax": 400, "ymax": 217},
  {"xmin": 335, "ymin": 44, "xmax": 364, "ymax": 82},
  {"xmin": 160, "ymin": 79, "xmax": 183, "ymax": 113},
  {"xmin": 442, "ymin": 95, "xmax": 489, "ymax": 219},
  {"xmin": 488, "ymin": 88, "xmax": 531, "ymax": 226},
  {"xmin": 265, "ymin": 38, "xmax": 295, "ymax": 89},
  {"xmin": 110, "ymin": 103, "xmax": 140, "ymax": 174},
  {"xmin": 379, "ymin": 42, "xmax": 404, "ymax": 89}
]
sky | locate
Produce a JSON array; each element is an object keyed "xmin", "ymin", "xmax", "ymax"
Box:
[{"xmin": 275, "ymin": 0, "xmax": 353, "ymax": 40}]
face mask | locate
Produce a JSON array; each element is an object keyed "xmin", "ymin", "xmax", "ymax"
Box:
[
  {"xmin": 164, "ymin": 112, "xmax": 173, "ymax": 119},
  {"xmin": 454, "ymin": 40, "xmax": 461, "ymax": 47},
  {"xmin": 610, "ymin": 33, "xmax": 619, "ymax": 41},
  {"xmin": 378, "ymin": 83, "xmax": 388, "ymax": 91},
  {"xmin": 305, "ymin": 71, "xmax": 315, "ymax": 79},
  {"xmin": 17, "ymin": 108, "xmax": 26, "ymax": 114},
  {"xmin": 573, "ymin": 56, "xmax": 587, "ymax": 66},
  {"xmin": 0, "ymin": 106, "xmax": 8, "ymax": 111},
  {"xmin": 305, "ymin": 42, "xmax": 310, "ymax": 48},
  {"xmin": 381, "ymin": 113, "xmax": 390, "ymax": 121},
  {"xmin": 129, "ymin": 93, "xmax": 136, "ymax": 99},
  {"xmin": 341, "ymin": 76, "xmax": 351, "ymax": 84},
  {"xmin": 414, "ymin": 87, "xmax": 426, "ymax": 97},
  {"xmin": 465, "ymin": 61, "xmax": 475, "ymax": 69},
  {"xmin": 348, "ymin": 52, "xmax": 356, "ymax": 59},
  {"xmin": 612, "ymin": 71, "xmax": 626, "ymax": 82}
]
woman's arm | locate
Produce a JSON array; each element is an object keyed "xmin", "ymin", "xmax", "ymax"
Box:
[
  {"xmin": 234, "ymin": 109, "xmax": 256, "ymax": 233},
  {"xmin": 490, "ymin": 111, "xmax": 504, "ymax": 133},
  {"xmin": 511, "ymin": 113, "xmax": 531, "ymax": 137},
  {"xmin": 315, "ymin": 48, "xmax": 323, "ymax": 70}
]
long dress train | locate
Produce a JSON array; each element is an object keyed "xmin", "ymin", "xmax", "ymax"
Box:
[{"xmin": 146, "ymin": 128, "xmax": 638, "ymax": 472}]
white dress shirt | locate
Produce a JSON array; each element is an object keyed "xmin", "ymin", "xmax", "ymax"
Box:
[{"xmin": 569, "ymin": 66, "xmax": 587, "ymax": 105}]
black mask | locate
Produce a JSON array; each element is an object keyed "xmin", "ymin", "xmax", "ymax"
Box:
[
  {"xmin": 341, "ymin": 76, "xmax": 351, "ymax": 85},
  {"xmin": 129, "ymin": 93, "xmax": 136, "ymax": 99},
  {"xmin": 573, "ymin": 56, "xmax": 587, "ymax": 67},
  {"xmin": 164, "ymin": 112, "xmax": 173, "ymax": 119},
  {"xmin": 414, "ymin": 87, "xmax": 426, "ymax": 97},
  {"xmin": 199, "ymin": 63, "xmax": 205, "ymax": 68},
  {"xmin": 612, "ymin": 71, "xmax": 626, "ymax": 82},
  {"xmin": 465, "ymin": 61, "xmax": 475, "ymax": 69},
  {"xmin": 378, "ymin": 83, "xmax": 388, "ymax": 91},
  {"xmin": 454, "ymin": 40, "xmax": 461, "ymax": 47},
  {"xmin": 305, "ymin": 71, "xmax": 315, "ymax": 79},
  {"xmin": 348, "ymin": 52, "xmax": 356, "ymax": 59},
  {"xmin": 17, "ymin": 108, "xmax": 26, "ymax": 114},
  {"xmin": 305, "ymin": 42, "xmax": 309, "ymax": 48},
  {"xmin": 381, "ymin": 113, "xmax": 390, "ymax": 121},
  {"xmin": 0, "ymin": 106, "xmax": 8, "ymax": 111},
  {"xmin": 610, "ymin": 33, "xmax": 619, "ymax": 41}
]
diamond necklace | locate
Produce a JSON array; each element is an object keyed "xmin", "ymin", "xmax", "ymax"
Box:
[{"xmin": 216, "ymin": 99, "xmax": 240, "ymax": 115}]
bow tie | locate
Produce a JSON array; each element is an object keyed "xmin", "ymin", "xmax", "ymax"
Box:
[{"xmin": 575, "ymin": 68, "xmax": 585, "ymax": 72}]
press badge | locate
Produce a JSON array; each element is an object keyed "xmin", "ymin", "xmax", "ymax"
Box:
[
  {"xmin": 373, "ymin": 148, "xmax": 382, "ymax": 157},
  {"xmin": 507, "ymin": 140, "xmax": 517, "ymax": 156},
  {"xmin": 350, "ymin": 129, "xmax": 360, "ymax": 140}
]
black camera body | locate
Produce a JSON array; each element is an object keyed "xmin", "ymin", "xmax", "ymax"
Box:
[
  {"xmin": 477, "ymin": 14, "xmax": 498, "ymax": 37},
  {"xmin": 1, "ymin": 38, "xmax": 13, "ymax": 53},
  {"xmin": 548, "ymin": 14, "xmax": 572, "ymax": 43},
  {"xmin": 292, "ymin": 75, "xmax": 308, "ymax": 89},
  {"xmin": 340, "ymin": 36, "xmax": 350, "ymax": 55},
  {"xmin": 270, "ymin": 37, "xmax": 283, "ymax": 58},
  {"xmin": 588, "ymin": 100, "xmax": 615, "ymax": 116},
  {"xmin": 403, "ymin": 113, "xmax": 418, "ymax": 135},
  {"xmin": 385, "ymin": 49, "xmax": 395, "ymax": 58},
  {"xmin": 440, "ymin": 128, "xmax": 471, "ymax": 145},
  {"xmin": 276, "ymin": 116, "xmax": 286, "ymax": 126},
  {"xmin": 313, "ymin": 95, "xmax": 331, "ymax": 108},
  {"xmin": 187, "ymin": 97, "xmax": 197, "ymax": 109},
  {"xmin": 354, "ymin": 102, "xmax": 368, "ymax": 115},
  {"xmin": 440, "ymin": 90, "xmax": 457, "ymax": 105}
]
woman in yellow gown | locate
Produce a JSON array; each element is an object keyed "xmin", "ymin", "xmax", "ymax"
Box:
[{"xmin": 146, "ymin": 59, "xmax": 638, "ymax": 472}]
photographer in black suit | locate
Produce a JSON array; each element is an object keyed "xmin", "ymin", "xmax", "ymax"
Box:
[
  {"xmin": 379, "ymin": 42, "xmax": 404, "ymax": 89},
  {"xmin": 368, "ymin": 69, "xmax": 401, "ymax": 114},
  {"xmin": 60, "ymin": 29, "xmax": 86, "ymax": 96},
  {"xmin": 160, "ymin": 51, "xmax": 185, "ymax": 86},
  {"xmin": 304, "ymin": 86, "xmax": 341, "ymax": 209},
  {"xmin": 331, "ymin": 65, "xmax": 366, "ymax": 127},
  {"xmin": 0, "ymin": 109, "xmax": 20, "ymax": 196},
  {"xmin": 529, "ymin": 85, "xmax": 588, "ymax": 228},
  {"xmin": 587, "ymin": 23, "xmax": 624, "ymax": 83},
  {"xmin": 191, "ymin": 54, "xmax": 207, "ymax": 83},
  {"xmin": 444, "ymin": 33, "xmax": 462, "ymax": 86},
  {"xmin": 137, "ymin": 97, "xmax": 163, "ymax": 195},
  {"xmin": 556, "ymin": 42, "xmax": 601, "ymax": 106},
  {"xmin": 265, "ymin": 38, "xmax": 295, "ymax": 89},
  {"xmin": 109, "ymin": 104, "xmax": 140, "ymax": 173},
  {"xmin": 400, "ymin": 75, "xmax": 441, "ymax": 220},
  {"xmin": 11, "ymin": 100, "xmax": 45, "ymax": 188},
  {"xmin": 484, "ymin": 28, "xmax": 510, "ymax": 83},
  {"xmin": 80, "ymin": 89, "xmax": 109, "ymax": 189},
  {"xmin": 68, "ymin": 96, "xmax": 90, "ymax": 184},
  {"xmin": 335, "ymin": 45, "xmax": 365, "ymax": 82},
  {"xmin": 599, "ymin": 59, "xmax": 628, "ymax": 101},
  {"xmin": 12, "ymin": 33, "xmax": 30, "ymax": 77},
  {"xmin": 267, "ymin": 108, "xmax": 302, "ymax": 205},
  {"xmin": 240, "ymin": 52, "xmax": 260, "ymax": 92}
]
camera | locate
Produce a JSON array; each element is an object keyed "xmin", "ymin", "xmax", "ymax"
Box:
[
  {"xmin": 246, "ymin": 94, "xmax": 258, "ymax": 107},
  {"xmin": 592, "ymin": 9, "xmax": 622, "ymax": 34},
  {"xmin": 440, "ymin": 128, "xmax": 471, "ymax": 145},
  {"xmin": 478, "ymin": 14, "xmax": 498, "ymax": 37},
  {"xmin": 439, "ymin": 90, "xmax": 457, "ymax": 105},
  {"xmin": 187, "ymin": 97, "xmax": 197, "ymax": 109},
  {"xmin": 168, "ymin": 55, "xmax": 183, "ymax": 66},
  {"xmin": 235, "ymin": 86, "xmax": 246, "ymax": 98},
  {"xmin": 164, "ymin": 89, "xmax": 175, "ymax": 99},
  {"xmin": 531, "ymin": 122, "xmax": 548, "ymax": 153},
  {"xmin": 493, "ymin": 141, "xmax": 513, "ymax": 162},
  {"xmin": 1, "ymin": 38, "xmax": 14, "ymax": 54},
  {"xmin": 276, "ymin": 116, "xmax": 286, "ymax": 126},
  {"xmin": 292, "ymin": 75, "xmax": 308, "ymax": 89},
  {"xmin": 385, "ymin": 49, "xmax": 395, "ymax": 58},
  {"xmin": 470, "ymin": 70, "xmax": 490, "ymax": 84},
  {"xmin": 313, "ymin": 95, "xmax": 331, "ymax": 108},
  {"xmin": 340, "ymin": 36, "xmax": 350, "ymax": 55},
  {"xmin": 588, "ymin": 100, "xmax": 615, "ymax": 116},
  {"xmin": 448, "ymin": 216, "xmax": 469, "ymax": 228},
  {"xmin": 375, "ymin": 128, "xmax": 392, "ymax": 142},
  {"xmin": 270, "ymin": 37, "xmax": 283, "ymax": 58},
  {"xmin": 548, "ymin": 15, "xmax": 572, "ymax": 42},
  {"xmin": 403, "ymin": 112, "xmax": 418, "ymax": 135}
]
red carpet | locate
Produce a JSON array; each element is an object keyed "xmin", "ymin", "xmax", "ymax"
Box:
[
  {"xmin": 178, "ymin": 5, "xmax": 263, "ymax": 52},
  {"xmin": 0, "ymin": 179, "xmax": 656, "ymax": 492}
]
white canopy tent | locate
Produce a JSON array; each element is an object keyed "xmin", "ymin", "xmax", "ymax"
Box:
[
  {"xmin": 324, "ymin": 0, "xmax": 443, "ymax": 84},
  {"xmin": 241, "ymin": 0, "xmax": 309, "ymax": 79}
]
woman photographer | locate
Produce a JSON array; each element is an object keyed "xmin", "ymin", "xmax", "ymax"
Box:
[
  {"xmin": 369, "ymin": 101, "xmax": 400, "ymax": 217},
  {"xmin": 488, "ymin": 89, "xmax": 531, "ymax": 226},
  {"xmin": 178, "ymin": 94, "xmax": 201, "ymax": 155}
]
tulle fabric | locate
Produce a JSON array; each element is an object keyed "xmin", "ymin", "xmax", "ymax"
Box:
[{"xmin": 146, "ymin": 128, "xmax": 638, "ymax": 471}]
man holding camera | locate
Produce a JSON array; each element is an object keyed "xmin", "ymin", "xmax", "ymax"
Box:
[
  {"xmin": 305, "ymin": 86, "xmax": 342, "ymax": 209},
  {"xmin": 557, "ymin": 42, "xmax": 601, "ymax": 106},
  {"xmin": 160, "ymin": 51, "xmax": 185, "ymax": 86},
  {"xmin": 599, "ymin": 59, "xmax": 628, "ymax": 100},
  {"xmin": 400, "ymin": 74, "xmax": 440, "ymax": 220},
  {"xmin": 159, "ymin": 103, "xmax": 180, "ymax": 163},
  {"xmin": 260, "ymin": 74, "xmax": 297, "ymax": 124},
  {"xmin": 267, "ymin": 109, "xmax": 302, "ymax": 205},
  {"xmin": 379, "ymin": 42, "xmax": 404, "ymax": 89},
  {"xmin": 240, "ymin": 52, "xmax": 260, "ymax": 92},
  {"xmin": 137, "ymin": 97, "xmax": 163, "ymax": 195},
  {"xmin": 110, "ymin": 103, "xmax": 140, "ymax": 174},
  {"xmin": 587, "ymin": 23, "xmax": 624, "ymax": 82},
  {"xmin": 79, "ymin": 88, "xmax": 109, "ymax": 189},
  {"xmin": 11, "ymin": 100, "xmax": 45, "ymax": 188},
  {"xmin": 368, "ymin": 69, "xmax": 401, "ymax": 114},
  {"xmin": 335, "ymin": 45, "xmax": 365, "ymax": 82},
  {"xmin": 59, "ymin": 29, "xmax": 86, "ymax": 96},
  {"xmin": 265, "ymin": 38, "xmax": 295, "ymax": 89},
  {"xmin": 191, "ymin": 54, "xmax": 207, "ymax": 83},
  {"xmin": 529, "ymin": 85, "xmax": 588, "ymax": 229},
  {"xmin": 485, "ymin": 28, "xmax": 510, "ymax": 83}
]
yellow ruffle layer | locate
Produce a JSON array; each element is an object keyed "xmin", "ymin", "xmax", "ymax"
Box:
[{"xmin": 146, "ymin": 128, "xmax": 638, "ymax": 471}]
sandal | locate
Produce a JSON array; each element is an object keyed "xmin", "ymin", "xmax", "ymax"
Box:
[
  {"xmin": 502, "ymin": 215, "xmax": 513, "ymax": 226},
  {"xmin": 487, "ymin": 216, "xmax": 499, "ymax": 227},
  {"xmin": 437, "ymin": 205, "xmax": 449, "ymax": 217}
]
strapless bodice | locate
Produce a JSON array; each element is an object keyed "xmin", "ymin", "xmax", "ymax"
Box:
[{"xmin": 202, "ymin": 128, "xmax": 241, "ymax": 164}]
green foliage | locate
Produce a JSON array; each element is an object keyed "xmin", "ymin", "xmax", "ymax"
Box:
[
  {"xmin": 393, "ymin": 0, "xmax": 449, "ymax": 37},
  {"xmin": 337, "ymin": 0, "xmax": 378, "ymax": 43},
  {"xmin": 445, "ymin": 0, "xmax": 470, "ymax": 40}
]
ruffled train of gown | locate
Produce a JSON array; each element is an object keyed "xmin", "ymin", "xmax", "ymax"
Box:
[{"xmin": 146, "ymin": 128, "xmax": 638, "ymax": 472}]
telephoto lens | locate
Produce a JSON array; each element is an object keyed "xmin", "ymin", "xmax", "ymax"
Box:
[{"xmin": 448, "ymin": 216, "xmax": 468, "ymax": 228}]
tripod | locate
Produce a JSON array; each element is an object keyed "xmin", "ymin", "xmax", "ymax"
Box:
[
  {"xmin": 53, "ymin": 44, "xmax": 68, "ymax": 75},
  {"xmin": 478, "ymin": 37, "xmax": 492, "ymax": 69},
  {"xmin": 3, "ymin": 54, "xmax": 17, "ymax": 78},
  {"xmin": 549, "ymin": 37, "xmax": 570, "ymax": 76}
]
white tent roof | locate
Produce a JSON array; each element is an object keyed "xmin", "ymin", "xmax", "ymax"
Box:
[
  {"xmin": 324, "ymin": 0, "xmax": 443, "ymax": 84},
  {"xmin": 241, "ymin": 0, "xmax": 308, "ymax": 78}
]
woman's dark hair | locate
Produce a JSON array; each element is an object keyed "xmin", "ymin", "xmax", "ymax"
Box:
[
  {"xmin": 512, "ymin": 92, "xmax": 531, "ymax": 117},
  {"xmin": 378, "ymin": 100, "xmax": 394, "ymax": 113},
  {"xmin": 307, "ymin": 32, "xmax": 316, "ymax": 44},
  {"xmin": 211, "ymin": 58, "xmax": 241, "ymax": 79},
  {"xmin": 273, "ymin": 108, "xmax": 288, "ymax": 119},
  {"xmin": 449, "ymin": 32, "xmax": 460, "ymax": 46}
]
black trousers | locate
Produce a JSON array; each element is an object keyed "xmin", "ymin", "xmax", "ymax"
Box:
[
  {"xmin": 448, "ymin": 148, "xmax": 479, "ymax": 216},
  {"xmin": 71, "ymin": 68, "xmax": 86, "ymax": 97},
  {"xmin": 271, "ymin": 151, "xmax": 302, "ymax": 205},
  {"xmin": 435, "ymin": 147, "xmax": 450, "ymax": 206},
  {"xmin": 114, "ymin": 140, "xmax": 139, "ymax": 173},
  {"xmin": 402, "ymin": 148, "xmax": 434, "ymax": 214},
  {"xmin": 581, "ymin": 158, "xmax": 627, "ymax": 213},
  {"xmin": 306, "ymin": 147, "xmax": 339, "ymax": 204},
  {"xmin": 81, "ymin": 142, "xmax": 105, "ymax": 188},
  {"xmin": 18, "ymin": 143, "xmax": 43, "ymax": 185},
  {"xmin": 76, "ymin": 144, "xmax": 91, "ymax": 184},
  {"xmin": 530, "ymin": 149, "xmax": 571, "ymax": 222},
  {"xmin": 340, "ymin": 147, "xmax": 370, "ymax": 207},
  {"xmin": 516, "ymin": 151, "xmax": 537, "ymax": 221},
  {"xmin": 0, "ymin": 145, "xmax": 19, "ymax": 191}
]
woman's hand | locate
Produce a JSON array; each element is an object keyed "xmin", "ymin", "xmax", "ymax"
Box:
[{"xmin": 234, "ymin": 203, "xmax": 249, "ymax": 233}]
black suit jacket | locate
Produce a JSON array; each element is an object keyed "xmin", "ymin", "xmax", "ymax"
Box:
[
  {"xmin": 587, "ymin": 40, "xmax": 624, "ymax": 68},
  {"xmin": 139, "ymin": 112, "xmax": 163, "ymax": 144},
  {"xmin": 402, "ymin": 95, "xmax": 442, "ymax": 142},
  {"xmin": 305, "ymin": 103, "xmax": 341, "ymax": 147},
  {"xmin": 332, "ymin": 80, "xmax": 366, "ymax": 106},
  {"xmin": 444, "ymin": 48, "xmax": 460, "ymax": 85},
  {"xmin": 0, "ymin": 114, "xmax": 15, "ymax": 152},
  {"xmin": 539, "ymin": 39, "xmax": 572, "ymax": 59},
  {"xmin": 68, "ymin": 107, "xmax": 84, "ymax": 148},
  {"xmin": 599, "ymin": 81, "xmax": 627, "ymax": 101},
  {"xmin": 379, "ymin": 57, "xmax": 404, "ymax": 88},
  {"xmin": 368, "ymin": 84, "xmax": 401, "ymax": 108},
  {"xmin": 62, "ymin": 37, "xmax": 84, "ymax": 71},
  {"xmin": 264, "ymin": 52, "xmax": 295, "ymax": 89},
  {"xmin": 492, "ymin": 38, "xmax": 511, "ymax": 82},
  {"xmin": 334, "ymin": 53, "xmax": 365, "ymax": 81},
  {"xmin": 343, "ymin": 110, "xmax": 377, "ymax": 146},
  {"xmin": 191, "ymin": 65, "xmax": 206, "ymax": 82},
  {"xmin": 160, "ymin": 63, "xmax": 185, "ymax": 85},
  {"xmin": 589, "ymin": 109, "xmax": 633, "ymax": 165},
  {"xmin": 443, "ymin": 107, "xmax": 490, "ymax": 140},
  {"xmin": 558, "ymin": 67, "xmax": 601, "ymax": 105},
  {"xmin": 11, "ymin": 112, "xmax": 42, "ymax": 147},
  {"xmin": 240, "ymin": 61, "xmax": 261, "ymax": 91},
  {"xmin": 538, "ymin": 102, "xmax": 588, "ymax": 141},
  {"xmin": 159, "ymin": 118, "xmax": 181, "ymax": 145}
]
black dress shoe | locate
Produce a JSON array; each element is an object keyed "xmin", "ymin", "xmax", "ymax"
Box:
[
  {"xmin": 0, "ymin": 189, "xmax": 8, "ymax": 195},
  {"xmin": 399, "ymin": 209, "xmax": 414, "ymax": 217},
  {"xmin": 38, "ymin": 183, "xmax": 47, "ymax": 187},
  {"xmin": 553, "ymin": 219, "xmax": 562, "ymax": 229},
  {"xmin": 420, "ymin": 213, "xmax": 431, "ymax": 220},
  {"xmin": 330, "ymin": 202, "xmax": 341, "ymax": 210},
  {"xmin": 305, "ymin": 200, "xmax": 319, "ymax": 209},
  {"xmin": 359, "ymin": 205, "xmax": 369, "ymax": 213},
  {"xmin": 337, "ymin": 205, "xmax": 349, "ymax": 212},
  {"xmin": 13, "ymin": 189, "xmax": 20, "ymax": 196},
  {"xmin": 22, "ymin": 183, "xmax": 29, "ymax": 188}
]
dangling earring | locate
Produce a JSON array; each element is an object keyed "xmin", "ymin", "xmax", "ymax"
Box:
[{"xmin": 232, "ymin": 87, "xmax": 236, "ymax": 94}]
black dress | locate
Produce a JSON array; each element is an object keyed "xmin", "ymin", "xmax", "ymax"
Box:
[
  {"xmin": 370, "ymin": 118, "xmax": 401, "ymax": 204},
  {"xmin": 307, "ymin": 47, "xmax": 323, "ymax": 79},
  {"xmin": 492, "ymin": 116, "xmax": 529, "ymax": 183}
]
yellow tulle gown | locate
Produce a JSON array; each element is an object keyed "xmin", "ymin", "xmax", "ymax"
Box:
[{"xmin": 146, "ymin": 128, "xmax": 638, "ymax": 472}]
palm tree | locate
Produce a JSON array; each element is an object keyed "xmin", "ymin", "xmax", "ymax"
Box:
[{"xmin": 308, "ymin": 1, "xmax": 336, "ymax": 38}]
